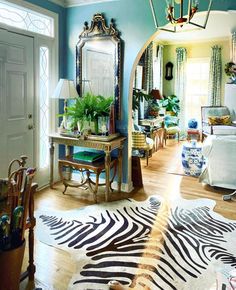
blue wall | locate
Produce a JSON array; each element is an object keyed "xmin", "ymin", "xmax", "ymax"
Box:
[
  {"xmin": 25, "ymin": 0, "xmax": 236, "ymax": 187},
  {"xmin": 65, "ymin": 0, "xmax": 162, "ymax": 185},
  {"xmin": 65, "ymin": 0, "xmax": 236, "ymax": 186},
  {"xmin": 25, "ymin": 0, "xmax": 66, "ymax": 78}
]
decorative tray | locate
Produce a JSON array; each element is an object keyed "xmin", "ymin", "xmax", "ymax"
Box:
[
  {"xmin": 87, "ymin": 133, "xmax": 120, "ymax": 141},
  {"xmin": 59, "ymin": 132, "xmax": 120, "ymax": 141},
  {"xmin": 59, "ymin": 132, "xmax": 80, "ymax": 138}
]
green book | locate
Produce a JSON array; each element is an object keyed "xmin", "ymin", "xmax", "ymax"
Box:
[{"xmin": 73, "ymin": 151, "xmax": 104, "ymax": 162}]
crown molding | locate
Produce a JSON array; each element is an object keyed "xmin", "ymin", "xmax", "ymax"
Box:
[
  {"xmin": 48, "ymin": 0, "xmax": 118, "ymax": 8},
  {"xmin": 48, "ymin": 0, "xmax": 65, "ymax": 7}
]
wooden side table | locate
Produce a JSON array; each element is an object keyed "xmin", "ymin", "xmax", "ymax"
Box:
[
  {"xmin": 152, "ymin": 127, "xmax": 165, "ymax": 151},
  {"xmin": 58, "ymin": 157, "xmax": 118, "ymax": 203},
  {"xmin": 187, "ymin": 129, "xmax": 201, "ymax": 141},
  {"xmin": 49, "ymin": 133, "xmax": 126, "ymax": 202}
]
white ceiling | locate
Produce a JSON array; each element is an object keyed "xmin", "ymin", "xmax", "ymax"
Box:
[
  {"xmin": 156, "ymin": 11, "xmax": 236, "ymax": 44},
  {"xmin": 48, "ymin": 0, "xmax": 118, "ymax": 7}
]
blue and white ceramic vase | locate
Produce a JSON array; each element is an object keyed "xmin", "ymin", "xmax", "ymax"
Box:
[{"xmin": 181, "ymin": 142, "xmax": 204, "ymax": 177}]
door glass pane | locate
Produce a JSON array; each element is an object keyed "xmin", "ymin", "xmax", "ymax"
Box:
[
  {"xmin": 39, "ymin": 46, "xmax": 49, "ymax": 169},
  {"xmin": 0, "ymin": 1, "xmax": 54, "ymax": 37}
]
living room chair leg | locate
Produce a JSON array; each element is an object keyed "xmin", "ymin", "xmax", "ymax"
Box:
[{"xmin": 63, "ymin": 185, "xmax": 68, "ymax": 194}]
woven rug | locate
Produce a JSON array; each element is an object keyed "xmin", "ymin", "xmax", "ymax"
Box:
[{"xmin": 36, "ymin": 196, "xmax": 236, "ymax": 290}]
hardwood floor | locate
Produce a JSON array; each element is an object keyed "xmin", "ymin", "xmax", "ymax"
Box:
[{"xmin": 20, "ymin": 140, "xmax": 236, "ymax": 290}]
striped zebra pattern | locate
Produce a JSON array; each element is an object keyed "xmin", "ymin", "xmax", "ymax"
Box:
[{"xmin": 37, "ymin": 196, "xmax": 236, "ymax": 289}]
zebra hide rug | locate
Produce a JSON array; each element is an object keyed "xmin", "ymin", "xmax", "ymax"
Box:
[{"xmin": 36, "ymin": 196, "xmax": 236, "ymax": 290}]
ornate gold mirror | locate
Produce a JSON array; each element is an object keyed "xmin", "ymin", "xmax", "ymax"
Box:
[{"xmin": 76, "ymin": 13, "xmax": 122, "ymax": 119}]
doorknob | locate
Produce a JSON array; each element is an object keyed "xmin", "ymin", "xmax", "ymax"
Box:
[
  {"xmin": 28, "ymin": 124, "xmax": 34, "ymax": 130},
  {"xmin": 28, "ymin": 114, "xmax": 33, "ymax": 119}
]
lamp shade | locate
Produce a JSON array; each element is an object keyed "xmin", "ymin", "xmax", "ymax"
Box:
[
  {"xmin": 150, "ymin": 89, "xmax": 163, "ymax": 100},
  {"xmin": 51, "ymin": 79, "xmax": 79, "ymax": 99}
]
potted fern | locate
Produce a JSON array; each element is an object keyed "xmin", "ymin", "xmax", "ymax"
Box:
[{"xmin": 64, "ymin": 93, "xmax": 113, "ymax": 134}]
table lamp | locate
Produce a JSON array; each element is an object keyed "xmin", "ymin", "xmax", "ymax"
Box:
[
  {"xmin": 51, "ymin": 79, "xmax": 79, "ymax": 129},
  {"xmin": 150, "ymin": 89, "xmax": 163, "ymax": 100}
]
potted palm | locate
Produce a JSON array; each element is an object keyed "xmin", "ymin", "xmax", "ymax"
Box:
[{"xmin": 132, "ymin": 89, "xmax": 153, "ymax": 111}]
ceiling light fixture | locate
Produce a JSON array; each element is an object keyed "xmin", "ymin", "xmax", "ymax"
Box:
[{"xmin": 149, "ymin": 0, "xmax": 213, "ymax": 33}]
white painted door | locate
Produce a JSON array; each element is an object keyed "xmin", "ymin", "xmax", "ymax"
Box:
[{"xmin": 0, "ymin": 29, "xmax": 34, "ymax": 177}]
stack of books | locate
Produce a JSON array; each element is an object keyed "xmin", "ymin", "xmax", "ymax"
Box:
[{"xmin": 73, "ymin": 151, "xmax": 104, "ymax": 163}]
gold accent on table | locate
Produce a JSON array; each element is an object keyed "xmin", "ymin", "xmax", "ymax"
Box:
[{"xmin": 49, "ymin": 133, "xmax": 126, "ymax": 202}]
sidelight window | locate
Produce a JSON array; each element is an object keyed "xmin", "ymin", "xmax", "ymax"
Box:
[{"xmin": 39, "ymin": 46, "xmax": 50, "ymax": 169}]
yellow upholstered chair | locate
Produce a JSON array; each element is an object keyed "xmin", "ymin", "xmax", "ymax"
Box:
[{"xmin": 132, "ymin": 131, "xmax": 153, "ymax": 166}]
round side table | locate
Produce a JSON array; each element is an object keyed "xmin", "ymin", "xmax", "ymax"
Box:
[{"xmin": 181, "ymin": 142, "xmax": 204, "ymax": 177}]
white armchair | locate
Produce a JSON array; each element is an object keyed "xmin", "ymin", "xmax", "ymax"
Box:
[
  {"xmin": 201, "ymin": 106, "xmax": 236, "ymax": 141},
  {"xmin": 199, "ymin": 135, "xmax": 236, "ymax": 200}
]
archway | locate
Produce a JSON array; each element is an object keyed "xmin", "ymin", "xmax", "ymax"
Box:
[{"xmin": 128, "ymin": 10, "xmax": 234, "ymax": 188}]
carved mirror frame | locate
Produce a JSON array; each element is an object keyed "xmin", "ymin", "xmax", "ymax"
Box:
[{"xmin": 76, "ymin": 13, "xmax": 122, "ymax": 120}]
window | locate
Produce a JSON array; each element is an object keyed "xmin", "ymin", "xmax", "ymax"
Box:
[
  {"xmin": 39, "ymin": 46, "xmax": 49, "ymax": 169},
  {"xmin": 0, "ymin": 0, "xmax": 54, "ymax": 37},
  {"xmin": 185, "ymin": 58, "xmax": 210, "ymax": 127}
]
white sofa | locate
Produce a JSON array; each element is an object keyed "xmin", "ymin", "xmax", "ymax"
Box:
[{"xmin": 199, "ymin": 135, "xmax": 236, "ymax": 191}]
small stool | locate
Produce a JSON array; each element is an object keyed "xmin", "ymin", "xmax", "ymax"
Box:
[
  {"xmin": 58, "ymin": 156, "xmax": 118, "ymax": 203},
  {"xmin": 182, "ymin": 142, "xmax": 204, "ymax": 177},
  {"xmin": 187, "ymin": 129, "xmax": 201, "ymax": 141}
]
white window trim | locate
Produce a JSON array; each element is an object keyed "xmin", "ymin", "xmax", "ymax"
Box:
[
  {"xmin": 187, "ymin": 57, "xmax": 210, "ymax": 66},
  {"xmin": 0, "ymin": 0, "xmax": 59, "ymax": 187}
]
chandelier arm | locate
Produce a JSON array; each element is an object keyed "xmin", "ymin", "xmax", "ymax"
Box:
[
  {"xmin": 187, "ymin": 0, "xmax": 192, "ymax": 22},
  {"xmin": 160, "ymin": 26, "xmax": 177, "ymax": 33},
  {"xmin": 149, "ymin": 0, "xmax": 159, "ymax": 29},
  {"xmin": 180, "ymin": 0, "xmax": 183, "ymax": 18},
  {"xmin": 150, "ymin": 0, "xmax": 212, "ymax": 33},
  {"xmin": 188, "ymin": 0, "xmax": 213, "ymax": 29}
]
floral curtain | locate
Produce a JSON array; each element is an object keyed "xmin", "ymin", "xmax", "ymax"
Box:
[
  {"xmin": 175, "ymin": 47, "xmax": 187, "ymax": 133},
  {"xmin": 208, "ymin": 45, "xmax": 222, "ymax": 106},
  {"xmin": 143, "ymin": 42, "xmax": 153, "ymax": 116},
  {"xmin": 232, "ymin": 32, "xmax": 236, "ymax": 64},
  {"xmin": 144, "ymin": 42, "xmax": 153, "ymax": 93},
  {"xmin": 153, "ymin": 44, "xmax": 164, "ymax": 94}
]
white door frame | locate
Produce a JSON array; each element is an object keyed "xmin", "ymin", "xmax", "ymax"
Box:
[{"xmin": 0, "ymin": 0, "xmax": 59, "ymax": 188}]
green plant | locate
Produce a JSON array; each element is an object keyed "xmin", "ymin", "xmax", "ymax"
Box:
[
  {"xmin": 60, "ymin": 93, "xmax": 114, "ymax": 129},
  {"xmin": 225, "ymin": 62, "xmax": 236, "ymax": 77},
  {"xmin": 96, "ymin": 95, "xmax": 114, "ymax": 117},
  {"xmin": 160, "ymin": 95, "xmax": 180, "ymax": 116},
  {"xmin": 132, "ymin": 89, "xmax": 153, "ymax": 111}
]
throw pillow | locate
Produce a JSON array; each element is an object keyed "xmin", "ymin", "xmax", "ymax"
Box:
[{"xmin": 208, "ymin": 115, "xmax": 231, "ymax": 125}]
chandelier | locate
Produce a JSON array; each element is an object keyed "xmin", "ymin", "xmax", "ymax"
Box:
[{"xmin": 149, "ymin": 0, "xmax": 213, "ymax": 32}]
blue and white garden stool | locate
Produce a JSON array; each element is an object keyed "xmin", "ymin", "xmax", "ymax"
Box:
[{"xmin": 181, "ymin": 141, "xmax": 204, "ymax": 177}]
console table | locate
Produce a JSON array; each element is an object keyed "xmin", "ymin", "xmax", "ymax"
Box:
[{"xmin": 49, "ymin": 133, "xmax": 126, "ymax": 202}]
